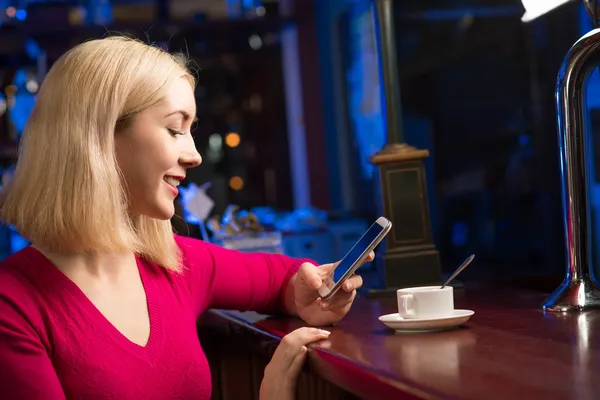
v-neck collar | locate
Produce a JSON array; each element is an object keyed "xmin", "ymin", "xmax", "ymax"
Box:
[{"xmin": 23, "ymin": 246, "xmax": 164, "ymax": 363}]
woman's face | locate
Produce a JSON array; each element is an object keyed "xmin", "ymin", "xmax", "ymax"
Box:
[{"xmin": 115, "ymin": 77, "xmax": 202, "ymax": 220}]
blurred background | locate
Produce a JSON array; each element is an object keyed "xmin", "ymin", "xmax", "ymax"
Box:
[{"xmin": 0, "ymin": 0, "xmax": 594, "ymax": 287}]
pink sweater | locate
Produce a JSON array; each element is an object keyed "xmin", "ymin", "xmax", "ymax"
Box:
[{"xmin": 0, "ymin": 235, "xmax": 305, "ymax": 399}]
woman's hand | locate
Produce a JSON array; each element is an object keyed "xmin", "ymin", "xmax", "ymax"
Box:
[
  {"xmin": 259, "ymin": 327, "xmax": 330, "ymax": 400},
  {"xmin": 286, "ymin": 252, "xmax": 374, "ymax": 326}
]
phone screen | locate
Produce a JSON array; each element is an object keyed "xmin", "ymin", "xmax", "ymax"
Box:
[{"xmin": 332, "ymin": 221, "xmax": 386, "ymax": 284}]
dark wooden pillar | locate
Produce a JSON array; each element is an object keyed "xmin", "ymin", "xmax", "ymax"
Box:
[{"xmin": 365, "ymin": 0, "xmax": 441, "ymax": 296}]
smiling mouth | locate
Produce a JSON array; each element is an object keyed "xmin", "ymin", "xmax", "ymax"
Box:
[{"xmin": 163, "ymin": 176, "xmax": 181, "ymax": 188}]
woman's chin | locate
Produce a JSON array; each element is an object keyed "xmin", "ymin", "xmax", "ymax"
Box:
[
  {"xmin": 157, "ymin": 208, "xmax": 176, "ymax": 221},
  {"xmin": 144, "ymin": 203, "xmax": 176, "ymax": 221},
  {"xmin": 129, "ymin": 198, "xmax": 176, "ymax": 221}
]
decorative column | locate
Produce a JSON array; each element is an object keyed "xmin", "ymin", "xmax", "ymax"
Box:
[{"xmin": 366, "ymin": 0, "xmax": 441, "ymax": 296}]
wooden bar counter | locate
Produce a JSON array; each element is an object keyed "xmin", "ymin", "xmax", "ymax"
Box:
[{"xmin": 198, "ymin": 283, "xmax": 600, "ymax": 400}]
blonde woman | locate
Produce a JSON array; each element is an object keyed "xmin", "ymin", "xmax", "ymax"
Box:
[{"xmin": 0, "ymin": 37, "xmax": 370, "ymax": 400}]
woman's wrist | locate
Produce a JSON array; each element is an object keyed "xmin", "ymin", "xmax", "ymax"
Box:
[{"xmin": 283, "ymin": 272, "xmax": 299, "ymax": 317}]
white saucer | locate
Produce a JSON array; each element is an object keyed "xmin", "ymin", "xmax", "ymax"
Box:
[{"xmin": 378, "ymin": 309, "xmax": 474, "ymax": 333}]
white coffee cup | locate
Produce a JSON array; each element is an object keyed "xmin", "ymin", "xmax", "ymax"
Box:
[{"xmin": 397, "ymin": 286, "xmax": 454, "ymax": 319}]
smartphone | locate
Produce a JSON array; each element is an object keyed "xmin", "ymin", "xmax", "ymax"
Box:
[{"xmin": 318, "ymin": 216, "xmax": 392, "ymax": 300}]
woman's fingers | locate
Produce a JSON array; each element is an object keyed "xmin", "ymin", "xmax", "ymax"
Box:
[
  {"xmin": 285, "ymin": 346, "xmax": 308, "ymax": 382},
  {"xmin": 275, "ymin": 327, "xmax": 330, "ymax": 369},
  {"xmin": 341, "ymin": 274, "xmax": 363, "ymax": 292},
  {"xmin": 283, "ymin": 327, "xmax": 331, "ymax": 347},
  {"xmin": 320, "ymin": 289, "xmax": 355, "ymax": 311},
  {"xmin": 318, "ymin": 275, "xmax": 363, "ymax": 311}
]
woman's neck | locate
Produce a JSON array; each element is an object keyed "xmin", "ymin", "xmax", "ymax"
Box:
[{"xmin": 33, "ymin": 245, "xmax": 137, "ymax": 282}]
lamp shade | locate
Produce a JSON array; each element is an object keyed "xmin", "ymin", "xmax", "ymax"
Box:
[{"xmin": 521, "ymin": 0, "xmax": 571, "ymax": 22}]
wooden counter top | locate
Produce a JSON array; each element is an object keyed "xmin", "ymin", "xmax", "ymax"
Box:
[{"xmin": 198, "ymin": 284, "xmax": 600, "ymax": 400}]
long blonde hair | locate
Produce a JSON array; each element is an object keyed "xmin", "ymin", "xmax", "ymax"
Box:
[{"xmin": 0, "ymin": 36, "xmax": 194, "ymax": 271}]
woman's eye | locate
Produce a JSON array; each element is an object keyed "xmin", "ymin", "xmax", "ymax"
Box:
[{"xmin": 167, "ymin": 128, "xmax": 185, "ymax": 136}]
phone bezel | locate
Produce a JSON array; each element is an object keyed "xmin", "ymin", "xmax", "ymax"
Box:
[{"xmin": 319, "ymin": 217, "xmax": 392, "ymax": 300}]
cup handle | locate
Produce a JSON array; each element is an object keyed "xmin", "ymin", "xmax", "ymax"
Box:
[{"xmin": 399, "ymin": 294, "xmax": 415, "ymax": 317}]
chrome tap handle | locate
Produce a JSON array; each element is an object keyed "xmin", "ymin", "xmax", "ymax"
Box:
[{"xmin": 542, "ymin": 27, "xmax": 600, "ymax": 312}]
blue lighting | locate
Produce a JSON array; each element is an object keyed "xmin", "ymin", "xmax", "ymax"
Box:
[
  {"xmin": 9, "ymin": 227, "xmax": 28, "ymax": 253},
  {"xmin": 451, "ymin": 222, "xmax": 469, "ymax": 246},
  {"xmin": 178, "ymin": 184, "xmax": 202, "ymax": 224},
  {"xmin": 25, "ymin": 39, "xmax": 41, "ymax": 59},
  {"xmin": 407, "ymin": 7, "xmax": 521, "ymax": 21},
  {"xmin": 15, "ymin": 9, "xmax": 26, "ymax": 20},
  {"xmin": 9, "ymin": 69, "xmax": 36, "ymax": 136},
  {"xmin": 519, "ymin": 134, "xmax": 529, "ymax": 146},
  {"xmin": 580, "ymin": 4, "xmax": 600, "ymax": 108},
  {"xmin": 346, "ymin": 2, "xmax": 386, "ymax": 179}
]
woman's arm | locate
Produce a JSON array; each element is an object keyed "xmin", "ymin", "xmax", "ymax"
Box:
[
  {"xmin": 0, "ymin": 292, "xmax": 66, "ymax": 399},
  {"xmin": 175, "ymin": 235, "xmax": 314, "ymax": 316}
]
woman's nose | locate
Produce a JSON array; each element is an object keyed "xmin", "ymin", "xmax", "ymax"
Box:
[{"xmin": 180, "ymin": 143, "xmax": 202, "ymax": 168}]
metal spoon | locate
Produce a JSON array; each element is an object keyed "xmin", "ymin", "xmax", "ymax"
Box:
[{"xmin": 441, "ymin": 254, "xmax": 475, "ymax": 289}]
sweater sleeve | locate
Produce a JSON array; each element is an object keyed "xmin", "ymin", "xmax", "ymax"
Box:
[
  {"xmin": 0, "ymin": 272, "xmax": 66, "ymax": 400},
  {"xmin": 175, "ymin": 235, "xmax": 314, "ymax": 317}
]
